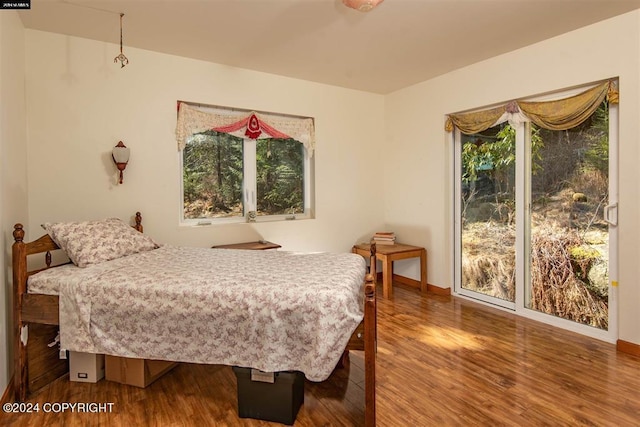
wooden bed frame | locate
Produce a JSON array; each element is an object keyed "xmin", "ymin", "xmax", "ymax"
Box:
[{"xmin": 12, "ymin": 212, "xmax": 377, "ymax": 426}]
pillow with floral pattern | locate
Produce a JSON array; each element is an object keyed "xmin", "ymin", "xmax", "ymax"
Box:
[{"xmin": 42, "ymin": 218, "xmax": 159, "ymax": 267}]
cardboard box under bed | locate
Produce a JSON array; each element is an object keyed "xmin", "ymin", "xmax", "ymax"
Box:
[
  {"xmin": 69, "ymin": 351, "xmax": 105, "ymax": 383},
  {"xmin": 105, "ymin": 355, "xmax": 177, "ymax": 388}
]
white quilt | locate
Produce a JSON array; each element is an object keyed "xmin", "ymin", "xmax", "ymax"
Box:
[{"xmin": 28, "ymin": 246, "xmax": 366, "ymax": 381}]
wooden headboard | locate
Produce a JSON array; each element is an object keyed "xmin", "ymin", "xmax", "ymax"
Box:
[{"xmin": 11, "ymin": 212, "xmax": 145, "ymax": 401}]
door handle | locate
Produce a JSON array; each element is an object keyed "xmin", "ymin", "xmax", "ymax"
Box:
[{"xmin": 604, "ymin": 202, "xmax": 618, "ymax": 226}]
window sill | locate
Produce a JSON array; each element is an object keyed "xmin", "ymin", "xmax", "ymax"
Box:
[{"xmin": 180, "ymin": 214, "xmax": 312, "ymax": 227}]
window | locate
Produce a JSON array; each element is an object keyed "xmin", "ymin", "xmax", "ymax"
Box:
[
  {"xmin": 255, "ymin": 138, "xmax": 305, "ymax": 216},
  {"xmin": 183, "ymin": 131, "xmax": 244, "ymax": 219},
  {"xmin": 178, "ymin": 103, "xmax": 314, "ymax": 224}
]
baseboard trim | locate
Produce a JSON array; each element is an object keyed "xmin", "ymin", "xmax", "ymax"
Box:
[
  {"xmin": 1, "ymin": 374, "xmax": 14, "ymax": 405},
  {"xmin": 376, "ymin": 273, "xmax": 451, "ymax": 296},
  {"xmin": 617, "ymin": 339, "xmax": 640, "ymax": 357},
  {"xmin": 426, "ymin": 284, "xmax": 451, "ymax": 296},
  {"xmin": 392, "ymin": 274, "xmax": 421, "ymax": 289}
]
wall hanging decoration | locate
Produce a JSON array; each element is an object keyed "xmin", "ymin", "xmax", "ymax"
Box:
[
  {"xmin": 114, "ymin": 13, "xmax": 129, "ymax": 68},
  {"xmin": 112, "ymin": 141, "xmax": 130, "ymax": 184}
]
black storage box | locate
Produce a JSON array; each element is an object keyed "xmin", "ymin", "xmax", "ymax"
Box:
[{"xmin": 232, "ymin": 366, "xmax": 304, "ymax": 425}]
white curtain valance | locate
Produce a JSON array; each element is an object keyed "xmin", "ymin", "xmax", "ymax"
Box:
[{"xmin": 176, "ymin": 102, "xmax": 316, "ymax": 157}]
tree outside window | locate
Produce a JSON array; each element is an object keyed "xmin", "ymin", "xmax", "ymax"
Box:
[{"xmin": 183, "ymin": 131, "xmax": 306, "ymax": 222}]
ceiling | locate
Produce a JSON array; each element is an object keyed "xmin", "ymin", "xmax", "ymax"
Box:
[{"xmin": 18, "ymin": 0, "xmax": 640, "ymax": 94}]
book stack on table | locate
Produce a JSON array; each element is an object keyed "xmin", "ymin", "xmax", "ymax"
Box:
[{"xmin": 372, "ymin": 232, "xmax": 396, "ymax": 245}]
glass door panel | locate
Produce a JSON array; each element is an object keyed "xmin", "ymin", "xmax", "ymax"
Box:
[
  {"xmin": 526, "ymin": 102, "xmax": 609, "ymax": 330},
  {"xmin": 459, "ymin": 124, "xmax": 516, "ymax": 306}
]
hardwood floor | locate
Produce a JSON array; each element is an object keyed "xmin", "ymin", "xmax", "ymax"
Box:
[{"xmin": 3, "ymin": 283, "xmax": 640, "ymax": 426}]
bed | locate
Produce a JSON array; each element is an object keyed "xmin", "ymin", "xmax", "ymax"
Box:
[{"xmin": 12, "ymin": 213, "xmax": 377, "ymax": 426}]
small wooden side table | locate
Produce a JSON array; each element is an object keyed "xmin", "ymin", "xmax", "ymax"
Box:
[
  {"xmin": 212, "ymin": 241, "xmax": 281, "ymax": 250},
  {"xmin": 352, "ymin": 242, "xmax": 427, "ymax": 298}
]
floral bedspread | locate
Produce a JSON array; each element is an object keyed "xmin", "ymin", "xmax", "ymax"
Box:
[{"xmin": 28, "ymin": 246, "xmax": 366, "ymax": 381}]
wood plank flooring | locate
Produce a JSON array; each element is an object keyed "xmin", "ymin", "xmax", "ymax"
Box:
[{"xmin": 3, "ymin": 283, "xmax": 640, "ymax": 426}]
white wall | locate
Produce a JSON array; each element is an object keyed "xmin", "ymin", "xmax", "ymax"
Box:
[
  {"xmin": 0, "ymin": 11, "xmax": 28, "ymax": 395},
  {"xmin": 385, "ymin": 11, "xmax": 640, "ymax": 345},
  {"xmin": 24, "ymin": 30, "xmax": 385, "ymax": 253}
]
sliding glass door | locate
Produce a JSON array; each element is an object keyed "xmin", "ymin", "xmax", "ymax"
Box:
[
  {"xmin": 453, "ymin": 87, "xmax": 617, "ymax": 340},
  {"xmin": 525, "ymin": 101, "xmax": 612, "ymax": 331},
  {"xmin": 457, "ymin": 124, "xmax": 516, "ymax": 308}
]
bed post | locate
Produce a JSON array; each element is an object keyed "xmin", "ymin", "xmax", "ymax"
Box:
[
  {"xmin": 364, "ymin": 242, "xmax": 376, "ymax": 427},
  {"xmin": 134, "ymin": 212, "xmax": 143, "ymax": 233},
  {"xmin": 12, "ymin": 224, "xmax": 28, "ymax": 401}
]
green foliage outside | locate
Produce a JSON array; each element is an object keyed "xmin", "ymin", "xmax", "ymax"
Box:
[
  {"xmin": 461, "ymin": 123, "xmax": 543, "ymax": 192},
  {"xmin": 183, "ymin": 131, "xmax": 304, "ymax": 219},
  {"xmin": 583, "ymin": 102, "xmax": 609, "ymax": 175},
  {"xmin": 183, "ymin": 131, "xmax": 244, "ymax": 218},
  {"xmin": 256, "ymin": 139, "xmax": 304, "ymax": 215}
]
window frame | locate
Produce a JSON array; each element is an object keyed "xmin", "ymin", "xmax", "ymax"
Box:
[{"xmin": 179, "ymin": 107, "xmax": 314, "ymax": 226}]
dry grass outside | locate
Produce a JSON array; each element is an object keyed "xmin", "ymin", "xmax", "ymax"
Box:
[
  {"xmin": 530, "ymin": 226, "xmax": 608, "ymax": 329},
  {"xmin": 462, "ymin": 222, "xmax": 515, "ymax": 302},
  {"xmin": 462, "ymin": 222, "xmax": 608, "ymax": 329}
]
